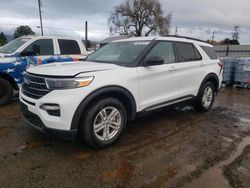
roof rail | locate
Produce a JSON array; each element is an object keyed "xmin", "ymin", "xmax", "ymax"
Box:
[{"xmin": 164, "ymin": 35, "xmax": 209, "ymax": 44}]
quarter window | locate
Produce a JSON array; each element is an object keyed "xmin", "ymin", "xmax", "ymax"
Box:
[
  {"xmin": 146, "ymin": 42, "xmax": 175, "ymax": 64},
  {"xmin": 175, "ymin": 42, "xmax": 202, "ymax": 62},
  {"xmin": 22, "ymin": 39, "xmax": 54, "ymax": 56},
  {"xmin": 58, "ymin": 39, "xmax": 81, "ymax": 55},
  {"xmin": 201, "ymin": 46, "xmax": 217, "ymax": 59}
]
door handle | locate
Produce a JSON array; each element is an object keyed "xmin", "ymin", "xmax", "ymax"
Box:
[
  {"xmin": 200, "ymin": 64, "xmax": 205, "ymax": 67},
  {"xmin": 169, "ymin": 67, "xmax": 177, "ymax": 72}
]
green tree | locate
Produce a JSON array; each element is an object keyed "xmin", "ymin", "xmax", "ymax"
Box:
[
  {"xmin": 14, "ymin": 26, "xmax": 35, "ymax": 39},
  {"xmin": 0, "ymin": 32, "xmax": 7, "ymax": 46},
  {"xmin": 109, "ymin": 0, "xmax": 172, "ymax": 37}
]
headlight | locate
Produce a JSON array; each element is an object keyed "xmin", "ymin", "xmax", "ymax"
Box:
[{"xmin": 45, "ymin": 76, "xmax": 94, "ymax": 90}]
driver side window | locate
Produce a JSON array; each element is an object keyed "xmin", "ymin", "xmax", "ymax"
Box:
[
  {"xmin": 22, "ymin": 39, "xmax": 54, "ymax": 56},
  {"xmin": 146, "ymin": 42, "xmax": 175, "ymax": 64}
]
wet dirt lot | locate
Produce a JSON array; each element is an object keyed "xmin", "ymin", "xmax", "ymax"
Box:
[{"xmin": 0, "ymin": 88, "xmax": 250, "ymax": 188}]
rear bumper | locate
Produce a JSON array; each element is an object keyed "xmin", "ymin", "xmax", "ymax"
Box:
[{"xmin": 20, "ymin": 102, "xmax": 77, "ymax": 140}]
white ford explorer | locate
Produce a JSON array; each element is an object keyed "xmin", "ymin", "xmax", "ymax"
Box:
[{"xmin": 20, "ymin": 36, "xmax": 223, "ymax": 148}]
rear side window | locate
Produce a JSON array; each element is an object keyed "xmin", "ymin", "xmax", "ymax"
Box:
[
  {"xmin": 201, "ymin": 46, "xmax": 217, "ymax": 59},
  {"xmin": 58, "ymin": 39, "xmax": 81, "ymax": 55},
  {"xmin": 175, "ymin": 42, "xmax": 202, "ymax": 62}
]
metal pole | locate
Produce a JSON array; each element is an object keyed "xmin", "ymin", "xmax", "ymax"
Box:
[
  {"xmin": 226, "ymin": 45, "xmax": 229, "ymax": 57},
  {"xmin": 38, "ymin": 0, "xmax": 44, "ymax": 36},
  {"xmin": 211, "ymin": 31, "xmax": 215, "ymax": 44},
  {"xmin": 85, "ymin": 21, "xmax": 88, "ymax": 49}
]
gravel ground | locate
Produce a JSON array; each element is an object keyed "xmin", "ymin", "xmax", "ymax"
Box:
[{"xmin": 0, "ymin": 88, "xmax": 250, "ymax": 188}]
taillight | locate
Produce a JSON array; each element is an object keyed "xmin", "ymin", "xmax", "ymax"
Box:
[
  {"xmin": 218, "ymin": 60, "xmax": 224, "ymax": 75},
  {"xmin": 218, "ymin": 61, "xmax": 224, "ymax": 69}
]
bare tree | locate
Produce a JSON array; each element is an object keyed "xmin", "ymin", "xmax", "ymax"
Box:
[
  {"xmin": 232, "ymin": 25, "xmax": 240, "ymax": 41},
  {"xmin": 109, "ymin": 0, "xmax": 172, "ymax": 37}
]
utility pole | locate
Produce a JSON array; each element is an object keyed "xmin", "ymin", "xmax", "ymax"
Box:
[
  {"xmin": 211, "ymin": 31, "xmax": 215, "ymax": 44},
  {"xmin": 175, "ymin": 26, "xmax": 178, "ymax": 36},
  {"xmin": 38, "ymin": 0, "xmax": 43, "ymax": 36},
  {"xmin": 85, "ymin": 21, "xmax": 88, "ymax": 49}
]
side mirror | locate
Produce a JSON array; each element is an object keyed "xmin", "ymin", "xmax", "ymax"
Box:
[{"xmin": 146, "ymin": 56, "xmax": 164, "ymax": 66}]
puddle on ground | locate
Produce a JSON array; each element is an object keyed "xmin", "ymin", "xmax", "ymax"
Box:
[
  {"xmin": 183, "ymin": 136, "xmax": 250, "ymax": 188},
  {"xmin": 16, "ymin": 140, "xmax": 51, "ymax": 153},
  {"xmin": 239, "ymin": 117, "xmax": 250, "ymax": 124},
  {"xmin": 185, "ymin": 164, "xmax": 198, "ymax": 172},
  {"xmin": 223, "ymin": 137, "xmax": 234, "ymax": 143}
]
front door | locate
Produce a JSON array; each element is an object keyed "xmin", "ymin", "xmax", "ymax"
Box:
[
  {"xmin": 137, "ymin": 41, "xmax": 182, "ymax": 111},
  {"xmin": 20, "ymin": 38, "xmax": 56, "ymax": 66}
]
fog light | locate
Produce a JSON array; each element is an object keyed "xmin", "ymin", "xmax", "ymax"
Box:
[{"xmin": 40, "ymin": 104, "xmax": 60, "ymax": 117}]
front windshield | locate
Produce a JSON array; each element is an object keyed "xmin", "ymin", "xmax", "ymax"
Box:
[
  {"xmin": 0, "ymin": 38, "xmax": 31, "ymax": 54},
  {"xmin": 86, "ymin": 41, "xmax": 150, "ymax": 66}
]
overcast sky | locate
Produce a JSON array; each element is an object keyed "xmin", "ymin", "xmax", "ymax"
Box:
[{"xmin": 0, "ymin": 0, "xmax": 250, "ymax": 43}]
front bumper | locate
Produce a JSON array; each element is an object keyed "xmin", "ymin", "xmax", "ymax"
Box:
[
  {"xmin": 20, "ymin": 102, "xmax": 77, "ymax": 140},
  {"xmin": 19, "ymin": 86, "xmax": 90, "ymax": 139}
]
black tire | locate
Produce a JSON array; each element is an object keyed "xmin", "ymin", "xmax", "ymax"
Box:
[
  {"xmin": 79, "ymin": 97, "xmax": 127, "ymax": 149},
  {"xmin": 0, "ymin": 78, "xmax": 13, "ymax": 106},
  {"xmin": 193, "ymin": 81, "xmax": 215, "ymax": 112}
]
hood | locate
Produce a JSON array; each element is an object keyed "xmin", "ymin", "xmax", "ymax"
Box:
[{"xmin": 27, "ymin": 61, "xmax": 122, "ymax": 77}]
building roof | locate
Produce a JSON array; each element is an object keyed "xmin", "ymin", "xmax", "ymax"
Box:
[{"xmin": 214, "ymin": 45, "xmax": 250, "ymax": 58}]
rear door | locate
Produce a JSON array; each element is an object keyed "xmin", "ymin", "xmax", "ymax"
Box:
[
  {"xmin": 174, "ymin": 42, "xmax": 205, "ymax": 96},
  {"xmin": 137, "ymin": 41, "xmax": 184, "ymax": 110},
  {"xmin": 56, "ymin": 39, "xmax": 87, "ymax": 62}
]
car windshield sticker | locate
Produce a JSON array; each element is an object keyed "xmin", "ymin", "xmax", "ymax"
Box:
[
  {"xmin": 21, "ymin": 38, "xmax": 31, "ymax": 42},
  {"xmin": 134, "ymin": 42, "xmax": 150, "ymax": 45}
]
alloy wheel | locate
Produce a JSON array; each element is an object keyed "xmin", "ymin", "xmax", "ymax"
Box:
[{"xmin": 93, "ymin": 106, "xmax": 122, "ymax": 141}]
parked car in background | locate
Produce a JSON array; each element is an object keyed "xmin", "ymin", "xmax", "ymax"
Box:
[
  {"xmin": 0, "ymin": 36, "xmax": 88, "ymax": 105},
  {"xmin": 20, "ymin": 36, "xmax": 223, "ymax": 149}
]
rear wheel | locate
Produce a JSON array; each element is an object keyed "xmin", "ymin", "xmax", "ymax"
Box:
[
  {"xmin": 79, "ymin": 97, "xmax": 127, "ymax": 149},
  {"xmin": 0, "ymin": 78, "xmax": 13, "ymax": 106},
  {"xmin": 193, "ymin": 81, "xmax": 215, "ymax": 112}
]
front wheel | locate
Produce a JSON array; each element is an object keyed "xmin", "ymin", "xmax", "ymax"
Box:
[
  {"xmin": 79, "ymin": 97, "xmax": 127, "ymax": 149},
  {"xmin": 193, "ymin": 82, "xmax": 215, "ymax": 112},
  {"xmin": 0, "ymin": 78, "xmax": 13, "ymax": 106}
]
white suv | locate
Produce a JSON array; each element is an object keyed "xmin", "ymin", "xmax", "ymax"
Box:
[{"xmin": 20, "ymin": 36, "xmax": 223, "ymax": 148}]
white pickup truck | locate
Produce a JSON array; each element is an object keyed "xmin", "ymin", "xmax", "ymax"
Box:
[{"xmin": 0, "ymin": 36, "xmax": 88, "ymax": 105}]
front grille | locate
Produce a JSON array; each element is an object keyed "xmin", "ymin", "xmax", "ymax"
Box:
[{"xmin": 22, "ymin": 73, "xmax": 51, "ymax": 99}]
